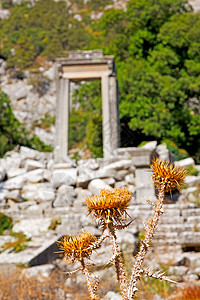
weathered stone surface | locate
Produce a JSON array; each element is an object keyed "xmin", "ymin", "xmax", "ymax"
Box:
[
  {"xmin": 185, "ymin": 175, "xmax": 200, "ymax": 187},
  {"xmin": 132, "ymin": 149, "xmax": 157, "ymax": 167},
  {"xmin": 114, "ymin": 170, "xmax": 128, "ymax": 181},
  {"xmin": 102, "ymin": 177, "xmax": 115, "ymax": 187},
  {"xmin": 5, "ymin": 189, "xmax": 22, "ymax": 202},
  {"xmin": 78, "ymin": 159, "xmax": 99, "ymax": 170},
  {"xmin": 95, "ymin": 167, "xmax": 117, "ymax": 179},
  {"xmin": 53, "ymin": 162, "xmax": 74, "ymax": 170},
  {"xmin": 135, "ymin": 168, "xmax": 154, "ymax": 188},
  {"xmin": 13, "ymin": 218, "xmax": 52, "ymax": 238},
  {"xmin": 114, "ymin": 181, "xmax": 128, "ymax": 189},
  {"xmin": 53, "ymin": 185, "xmax": 76, "ymax": 207},
  {"xmin": 1, "ymin": 156, "xmax": 22, "ymax": 172},
  {"xmin": 76, "ymin": 188, "xmax": 92, "ymax": 202},
  {"xmin": 140, "ymin": 141, "xmax": 157, "ymax": 151},
  {"xmin": 20, "ymin": 146, "xmax": 40, "ymax": 160},
  {"xmin": 156, "ymin": 144, "xmax": 172, "ymax": 162},
  {"xmin": 175, "ymin": 157, "xmax": 195, "ymax": 168},
  {"xmin": 52, "ymin": 169, "xmax": 77, "ymax": 188},
  {"xmin": 76, "ymin": 173, "xmax": 91, "ymax": 188},
  {"xmin": 2, "ymin": 174, "xmax": 25, "ymax": 190},
  {"xmin": 7, "ymin": 168, "xmax": 26, "ymax": 178},
  {"xmin": 25, "ymin": 159, "xmax": 45, "ymax": 171},
  {"xmin": 104, "ymin": 160, "xmax": 132, "ymax": 171},
  {"xmin": 0, "ymin": 167, "xmax": 6, "ymax": 182},
  {"xmin": 25, "ymin": 169, "xmax": 45, "ymax": 183},
  {"xmin": 88, "ymin": 179, "xmax": 112, "ymax": 195},
  {"xmin": 104, "ymin": 291, "xmax": 122, "ymax": 300},
  {"xmin": 21, "ymin": 183, "xmax": 55, "ymax": 202},
  {"xmin": 125, "ymin": 173, "xmax": 135, "ymax": 185}
]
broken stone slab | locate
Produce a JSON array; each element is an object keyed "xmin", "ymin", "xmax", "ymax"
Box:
[
  {"xmin": 185, "ymin": 175, "xmax": 200, "ymax": 187},
  {"xmin": 156, "ymin": 143, "xmax": 174, "ymax": 162},
  {"xmin": 7, "ymin": 168, "xmax": 26, "ymax": 179},
  {"xmin": 21, "ymin": 183, "xmax": 55, "ymax": 202},
  {"xmin": 76, "ymin": 173, "xmax": 91, "ymax": 188},
  {"xmin": 95, "ymin": 167, "xmax": 117, "ymax": 179},
  {"xmin": 78, "ymin": 159, "xmax": 99, "ymax": 170},
  {"xmin": 113, "ymin": 148, "xmax": 157, "ymax": 167},
  {"xmin": 76, "ymin": 188, "xmax": 92, "ymax": 202},
  {"xmin": 53, "ymin": 162, "xmax": 74, "ymax": 170},
  {"xmin": 53, "ymin": 185, "xmax": 76, "ymax": 207},
  {"xmin": 52, "ymin": 169, "xmax": 77, "ymax": 188},
  {"xmin": 102, "ymin": 177, "xmax": 115, "ymax": 187},
  {"xmin": 20, "ymin": 146, "xmax": 40, "ymax": 160},
  {"xmin": 25, "ymin": 159, "xmax": 45, "ymax": 171},
  {"xmin": 102, "ymin": 159, "xmax": 133, "ymax": 171},
  {"xmin": 0, "ymin": 167, "xmax": 6, "ymax": 182},
  {"xmin": 88, "ymin": 179, "xmax": 112, "ymax": 195},
  {"xmin": 140, "ymin": 141, "xmax": 157, "ymax": 151},
  {"xmin": 132, "ymin": 149, "xmax": 157, "ymax": 167},
  {"xmin": 1, "ymin": 156, "xmax": 22, "ymax": 172},
  {"xmin": 113, "ymin": 147, "xmax": 137, "ymax": 157},
  {"xmin": 125, "ymin": 174, "xmax": 136, "ymax": 185},
  {"xmin": 13, "ymin": 218, "xmax": 52, "ymax": 238},
  {"xmin": 175, "ymin": 157, "xmax": 195, "ymax": 168},
  {"xmin": 114, "ymin": 170, "xmax": 128, "ymax": 181},
  {"xmin": 114, "ymin": 181, "xmax": 129, "ymax": 189},
  {"xmin": 5, "ymin": 189, "xmax": 22, "ymax": 203},
  {"xmin": 77, "ymin": 167, "xmax": 117, "ymax": 188},
  {"xmin": 25, "ymin": 169, "xmax": 45, "ymax": 183},
  {"xmin": 1, "ymin": 174, "xmax": 25, "ymax": 190}
]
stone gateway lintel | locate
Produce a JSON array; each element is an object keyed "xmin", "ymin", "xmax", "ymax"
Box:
[{"xmin": 54, "ymin": 50, "xmax": 120, "ymax": 162}]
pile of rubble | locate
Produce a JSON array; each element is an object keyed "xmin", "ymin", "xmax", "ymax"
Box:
[{"xmin": 0, "ymin": 141, "xmax": 200, "ymax": 293}]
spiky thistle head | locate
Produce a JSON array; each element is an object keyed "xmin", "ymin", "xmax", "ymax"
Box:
[
  {"xmin": 85, "ymin": 188, "xmax": 131, "ymax": 225},
  {"xmin": 57, "ymin": 232, "xmax": 97, "ymax": 262},
  {"xmin": 150, "ymin": 158, "xmax": 187, "ymax": 192}
]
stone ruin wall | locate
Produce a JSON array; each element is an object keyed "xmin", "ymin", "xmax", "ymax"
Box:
[{"xmin": 0, "ymin": 141, "xmax": 200, "ymax": 286}]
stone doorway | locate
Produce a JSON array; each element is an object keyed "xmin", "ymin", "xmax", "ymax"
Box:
[{"xmin": 54, "ymin": 50, "xmax": 120, "ymax": 162}]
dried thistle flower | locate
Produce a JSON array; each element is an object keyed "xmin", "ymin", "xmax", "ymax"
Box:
[
  {"xmin": 150, "ymin": 158, "xmax": 187, "ymax": 192},
  {"xmin": 57, "ymin": 232, "xmax": 97, "ymax": 262},
  {"xmin": 85, "ymin": 188, "xmax": 131, "ymax": 224}
]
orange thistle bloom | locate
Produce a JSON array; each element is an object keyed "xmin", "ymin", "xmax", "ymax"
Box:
[
  {"xmin": 57, "ymin": 232, "xmax": 97, "ymax": 262},
  {"xmin": 85, "ymin": 188, "xmax": 131, "ymax": 224},
  {"xmin": 150, "ymin": 158, "xmax": 187, "ymax": 192}
]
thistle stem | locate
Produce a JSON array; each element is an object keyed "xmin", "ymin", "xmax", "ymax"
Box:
[
  {"xmin": 107, "ymin": 222, "xmax": 128, "ymax": 300},
  {"xmin": 80, "ymin": 259, "xmax": 99, "ymax": 300},
  {"xmin": 128, "ymin": 184, "xmax": 166, "ymax": 299}
]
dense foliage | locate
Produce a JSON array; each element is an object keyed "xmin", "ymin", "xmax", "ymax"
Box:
[
  {"xmin": 0, "ymin": 89, "xmax": 52, "ymax": 157},
  {"xmin": 0, "ymin": 0, "xmax": 200, "ymax": 160},
  {"xmin": 70, "ymin": 81, "xmax": 103, "ymax": 157}
]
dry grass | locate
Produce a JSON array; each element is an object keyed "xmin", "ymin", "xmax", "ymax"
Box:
[{"xmin": 0, "ymin": 267, "xmax": 90, "ymax": 300}]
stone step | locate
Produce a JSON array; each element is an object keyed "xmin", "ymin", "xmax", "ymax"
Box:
[
  {"xmin": 156, "ymin": 223, "xmax": 200, "ymax": 233},
  {"xmin": 181, "ymin": 208, "xmax": 200, "ymax": 217}
]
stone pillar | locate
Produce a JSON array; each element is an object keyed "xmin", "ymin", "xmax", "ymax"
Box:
[
  {"xmin": 101, "ymin": 75, "xmax": 112, "ymax": 158},
  {"xmin": 109, "ymin": 76, "xmax": 120, "ymax": 151},
  {"xmin": 55, "ymin": 77, "xmax": 70, "ymax": 162}
]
